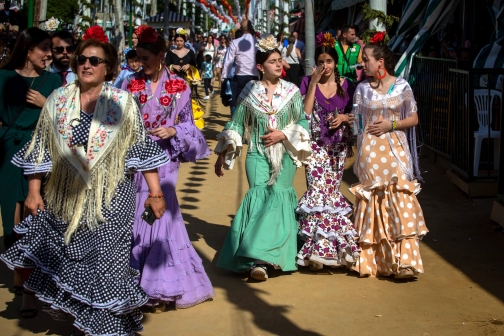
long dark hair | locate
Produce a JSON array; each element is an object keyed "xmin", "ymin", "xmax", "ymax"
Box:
[
  {"xmin": 256, "ymin": 48, "xmax": 282, "ymax": 80},
  {"xmin": 314, "ymin": 45, "xmax": 346, "ymax": 98},
  {"xmin": 2, "ymin": 27, "xmax": 51, "ymax": 70}
]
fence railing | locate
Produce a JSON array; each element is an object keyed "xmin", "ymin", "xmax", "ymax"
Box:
[
  {"xmin": 410, "ymin": 56, "xmax": 503, "ymax": 181},
  {"xmin": 410, "ymin": 56, "xmax": 456, "ymax": 158}
]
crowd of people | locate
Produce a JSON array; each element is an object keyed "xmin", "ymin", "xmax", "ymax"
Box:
[{"xmin": 0, "ymin": 18, "xmax": 428, "ymax": 336}]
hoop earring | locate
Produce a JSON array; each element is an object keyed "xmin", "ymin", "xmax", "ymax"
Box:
[
  {"xmin": 157, "ymin": 62, "xmax": 163, "ymax": 72},
  {"xmin": 376, "ymin": 67, "xmax": 387, "ymax": 80}
]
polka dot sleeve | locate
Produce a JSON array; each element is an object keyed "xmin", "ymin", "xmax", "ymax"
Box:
[
  {"xmin": 11, "ymin": 134, "xmax": 52, "ymax": 175},
  {"xmin": 125, "ymin": 111, "xmax": 169, "ymax": 172}
]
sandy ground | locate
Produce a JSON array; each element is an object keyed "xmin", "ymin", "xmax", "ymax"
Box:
[{"xmin": 0, "ymin": 86, "xmax": 503, "ymax": 336}]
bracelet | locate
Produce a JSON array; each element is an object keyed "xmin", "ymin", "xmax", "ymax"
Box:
[
  {"xmin": 393, "ymin": 120, "xmax": 397, "ymax": 131},
  {"xmin": 148, "ymin": 192, "xmax": 164, "ymax": 198}
]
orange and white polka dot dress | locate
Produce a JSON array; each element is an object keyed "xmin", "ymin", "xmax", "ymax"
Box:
[{"xmin": 350, "ymin": 78, "xmax": 428, "ymax": 277}]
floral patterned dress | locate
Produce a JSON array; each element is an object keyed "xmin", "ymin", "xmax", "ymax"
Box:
[
  {"xmin": 122, "ymin": 68, "xmax": 215, "ymax": 308},
  {"xmin": 296, "ymin": 76, "xmax": 361, "ymax": 268}
]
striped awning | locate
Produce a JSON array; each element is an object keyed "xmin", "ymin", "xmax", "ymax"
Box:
[
  {"xmin": 395, "ymin": 0, "xmax": 461, "ymax": 79},
  {"xmin": 145, "ymin": 12, "xmax": 192, "ymax": 23},
  {"xmin": 389, "ymin": 0, "xmax": 429, "ymax": 51}
]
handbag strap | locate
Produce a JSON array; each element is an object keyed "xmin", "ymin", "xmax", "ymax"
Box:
[{"xmin": 0, "ymin": 71, "xmax": 50, "ymax": 142}]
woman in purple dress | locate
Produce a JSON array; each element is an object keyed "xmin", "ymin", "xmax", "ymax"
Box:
[
  {"xmin": 296, "ymin": 34, "xmax": 361, "ymax": 270},
  {"xmin": 122, "ymin": 26, "xmax": 214, "ymax": 311}
]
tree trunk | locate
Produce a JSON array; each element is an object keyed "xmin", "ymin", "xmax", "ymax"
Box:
[
  {"xmin": 150, "ymin": 0, "xmax": 157, "ymax": 17},
  {"xmin": 73, "ymin": 0, "xmax": 81, "ymax": 31},
  {"xmin": 304, "ymin": 0, "xmax": 315, "ymax": 75},
  {"xmin": 114, "ymin": 0, "xmax": 126, "ymax": 62}
]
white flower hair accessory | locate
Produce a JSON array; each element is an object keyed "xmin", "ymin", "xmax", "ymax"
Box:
[
  {"xmin": 256, "ymin": 35, "xmax": 278, "ymax": 53},
  {"xmin": 44, "ymin": 17, "xmax": 60, "ymax": 32},
  {"xmin": 176, "ymin": 28, "xmax": 186, "ymax": 35}
]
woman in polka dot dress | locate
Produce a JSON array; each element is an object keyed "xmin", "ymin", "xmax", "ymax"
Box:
[
  {"xmin": 296, "ymin": 38, "xmax": 361, "ymax": 271},
  {"xmin": 350, "ymin": 40, "xmax": 428, "ymax": 279}
]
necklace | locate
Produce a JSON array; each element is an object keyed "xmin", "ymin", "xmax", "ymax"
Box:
[
  {"xmin": 29, "ymin": 77, "xmax": 36, "ymax": 89},
  {"xmin": 81, "ymin": 92, "xmax": 98, "ymax": 102}
]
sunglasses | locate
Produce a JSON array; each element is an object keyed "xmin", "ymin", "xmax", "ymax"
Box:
[
  {"xmin": 76, "ymin": 55, "xmax": 106, "ymax": 67},
  {"xmin": 53, "ymin": 46, "xmax": 75, "ymax": 54}
]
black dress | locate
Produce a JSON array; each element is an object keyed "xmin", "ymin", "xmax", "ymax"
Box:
[{"xmin": 164, "ymin": 49, "xmax": 196, "ymax": 78}]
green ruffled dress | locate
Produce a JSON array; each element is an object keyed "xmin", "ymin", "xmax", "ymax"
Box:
[{"xmin": 215, "ymin": 80, "xmax": 311, "ymax": 272}]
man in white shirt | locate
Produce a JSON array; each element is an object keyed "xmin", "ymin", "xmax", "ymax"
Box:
[
  {"xmin": 222, "ymin": 19, "xmax": 259, "ymax": 107},
  {"xmin": 50, "ymin": 31, "xmax": 77, "ymax": 86}
]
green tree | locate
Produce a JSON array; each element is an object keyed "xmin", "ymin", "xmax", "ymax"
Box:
[{"xmin": 47, "ymin": 0, "xmax": 80, "ymax": 24}]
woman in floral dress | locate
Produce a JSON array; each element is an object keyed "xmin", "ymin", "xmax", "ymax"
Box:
[
  {"xmin": 122, "ymin": 26, "xmax": 215, "ymax": 311},
  {"xmin": 350, "ymin": 34, "xmax": 428, "ymax": 279},
  {"xmin": 296, "ymin": 33, "xmax": 360, "ymax": 270}
]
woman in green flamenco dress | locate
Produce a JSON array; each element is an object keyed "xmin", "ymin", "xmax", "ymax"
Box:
[{"xmin": 214, "ymin": 35, "xmax": 311, "ymax": 281}]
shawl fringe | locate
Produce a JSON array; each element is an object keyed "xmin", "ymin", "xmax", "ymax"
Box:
[{"xmin": 26, "ymin": 95, "xmax": 144, "ymax": 244}]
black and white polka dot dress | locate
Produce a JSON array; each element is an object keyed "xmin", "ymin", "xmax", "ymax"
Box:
[{"xmin": 2, "ymin": 110, "xmax": 168, "ymax": 335}]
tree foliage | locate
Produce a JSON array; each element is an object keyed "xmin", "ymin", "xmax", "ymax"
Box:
[
  {"xmin": 47, "ymin": 0, "xmax": 80, "ymax": 24},
  {"xmin": 360, "ymin": 1, "xmax": 399, "ymax": 44}
]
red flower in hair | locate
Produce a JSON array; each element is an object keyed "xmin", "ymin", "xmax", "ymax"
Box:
[
  {"xmin": 164, "ymin": 79, "xmax": 187, "ymax": 94},
  {"xmin": 139, "ymin": 94, "xmax": 148, "ymax": 104},
  {"xmin": 82, "ymin": 26, "xmax": 109, "ymax": 43},
  {"xmin": 159, "ymin": 95, "xmax": 172, "ymax": 106},
  {"xmin": 127, "ymin": 79, "xmax": 146, "ymax": 92},
  {"xmin": 135, "ymin": 25, "xmax": 158, "ymax": 44},
  {"xmin": 370, "ymin": 31, "xmax": 386, "ymax": 44}
]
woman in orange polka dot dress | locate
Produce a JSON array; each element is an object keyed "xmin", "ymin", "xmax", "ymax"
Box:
[{"xmin": 350, "ymin": 40, "xmax": 428, "ymax": 279}]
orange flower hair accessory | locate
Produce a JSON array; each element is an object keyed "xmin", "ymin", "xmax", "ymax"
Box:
[
  {"xmin": 315, "ymin": 32, "xmax": 336, "ymax": 48},
  {"xmin": 135, "ymin": 25, "xmax": 158, "ymax": 44},
  {"xmin": 82, "ymin": 26, "xmax": 109, "ymax": 43}
]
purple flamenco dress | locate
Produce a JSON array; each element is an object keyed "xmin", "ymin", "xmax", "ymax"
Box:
[
  {"xmin": 296, "ymin": 76, "xmax": 361, "ymax": 269},
  {"xmin": 123, "ymin": 69, "xmax": 215, "ymax": 308}
]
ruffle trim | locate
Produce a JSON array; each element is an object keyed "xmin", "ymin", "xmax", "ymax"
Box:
[
  {"xmin": 296, "ymin": 204, "xmax": 353, "ymax": 216},
  {"xmin": 3, "ymin": 217, "xmax": 148, "ymax": 313},
  {"xmin": 126, "ymin": 152, "xmax": 170, "ymax": 172},
  {"xmin": 349, "ymin": 175, "xmax": 421, "ymax": 202},
  {"xmin": 214, "ymin": 129, "xmax": 242, "ymax": 170},
  {"xmin": 296, "ymin": 248, "xmax": 360, "ymax": 267}
]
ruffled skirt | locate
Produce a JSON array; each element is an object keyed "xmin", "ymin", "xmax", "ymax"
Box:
[
  {"xmin": 351, "ymin": 133, "xmax": 428, "ymax": 277},
  {"xmin": 130, "ymin": 163, "xmax": 215, "ymax": 308},
  {"xmin": 216, "ymin": 152, "xmax": 299, "ymax": 273},
  {"xmin": 296, "ymin": 141, "xmax": 360, "ymax": 268},
  {"xmin": 0, "ymin": 181, "xmax": 147, "ymax": 336}
]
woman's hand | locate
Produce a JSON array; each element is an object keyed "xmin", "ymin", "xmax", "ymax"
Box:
[
  {"xmin": 25, "ymin": 191, "xmax": 44, "ymax": 217},
  {"xmin": 310, "ymin": 64, "xmax": 325, "ymax": 86},
  {"xmin": 367, "ymin": 119, "xmax": 392, "ymax": 137},
  {"xmin": 172, "ymin": 65, "xmax": 182, "ymax": 71},
  {"xmin": 144, "ymin": 197, "xmax": 166, "ymax": 219},
  {"xmin": 214, "ymin": 152, "xmax": 226, "ymax": 177},
  {"xmin": 181, "ymin": 64, "xmax": 190, "ymax": 72},
  {"xmin": 327, "ymin": 114, "xmax": 349, "ymax": 130},
  {"xmin": 150, "ymin": 127, "xmax": 176, "ymax": 139},
  {"xmin": 26, "ymin": 89, "xmax": 46, "ymax": 108},
  {"xmin": 261, "ymin": 127, "xmax": 286, "ymax": 147}
]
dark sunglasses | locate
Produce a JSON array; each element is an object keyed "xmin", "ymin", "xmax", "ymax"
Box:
[
  {"xmin": 76, "ymin": 55, "xmax": 105, "ymax": 67},
  {"xmin": 52, "ymin": 46, "xmax": 75, "ymax": 54}
]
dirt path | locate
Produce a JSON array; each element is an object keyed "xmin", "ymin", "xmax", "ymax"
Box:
[{"xmin": 0, "ymin": 87, "xmax": 503, "ymax": 336}]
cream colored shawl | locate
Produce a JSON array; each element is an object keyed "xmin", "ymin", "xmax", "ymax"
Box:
[{"xmin": 26, "ymin": 82, "xmax": 144, "ymax": 243}]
